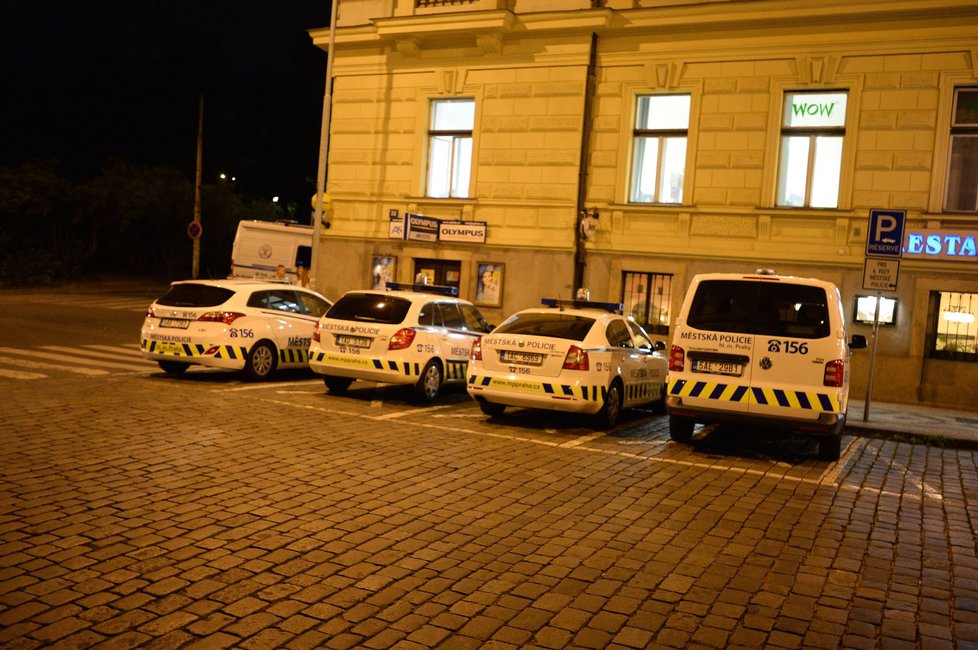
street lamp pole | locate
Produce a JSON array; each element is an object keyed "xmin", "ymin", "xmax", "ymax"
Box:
[
  {"xmin": 311, "ymin": 0, "xmax": 338, "ymax": 291},
  {"xmin": 192, "ymin": 94, "xmax": 204, "ymax": 279}
]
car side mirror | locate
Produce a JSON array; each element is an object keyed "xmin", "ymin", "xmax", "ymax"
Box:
[
  {"xmin": 654, "ymin": 340, "xmax": 666, "ymax": 351},
  {"xmin": 849, "ymin": 334, "xmax": 868, "ymax": 350}
]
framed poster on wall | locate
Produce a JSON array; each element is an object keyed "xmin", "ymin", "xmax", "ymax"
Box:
[
  {"xmin": 475, "ymin": 263, "xmax": 503, "ymax": 307},
  {"xmin": 371, "ymin": 256, "xmax": 396, "ymax": 290}
]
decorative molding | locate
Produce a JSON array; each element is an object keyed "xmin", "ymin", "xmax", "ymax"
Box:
[
  {"xmin": 643, "ymin": 62, "xmax": 682, "ymax": 90},
  {"xmin": 396, "ymin": 38, "xmax": 420, "ymax": 57},
  {"xmin": 796, "ymin": 55, "xmax": 840, "ymax": 85},
  {"xmin": 477, "ymin": 33, "xmax": 502, "ymax": 56}
]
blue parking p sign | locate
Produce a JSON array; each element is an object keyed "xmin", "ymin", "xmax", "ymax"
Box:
[{"xmin": 866, "ymin": 209, "xmax": 906, "ymax": 258}]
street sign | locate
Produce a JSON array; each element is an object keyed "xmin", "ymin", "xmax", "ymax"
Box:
[
  {"xmin": 862, "ymin": 258, "xmax": 900, "ymax": 292},
  {"xmin": 866, "ymin": 209, "xmax": 906, "ymax": 258}
]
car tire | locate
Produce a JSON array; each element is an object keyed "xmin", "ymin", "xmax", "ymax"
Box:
[
  {"xmin": 817, "ymin": 434, "xmax": 842, "ymax": 462},
  {"xmin": 243, "ymin": 341, "xmax": 277, "ymax": 381},
  {"xmin": 669, "ymin": 414, "xmax": 694, "ymax": 443},
  {"xmin": 412, "ymin": 360, "xmax": 442, "ymax": 403},
  {"xmin": 323, "ymin": 376, "xmax": 353, "ymax": 393},
  {"xmin": 158, "ymin": 360, "xmax": 189, "ymax": 375},
  {"xmin": 595, "ymin": 381, "xmax": 623, "ymax": 429},
  {"xmin": 479, "ymin": 401, "xmax": 506, "ymax": 418}
]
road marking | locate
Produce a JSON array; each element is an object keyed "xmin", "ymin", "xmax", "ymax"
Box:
[
  {"xmin": 560, "ymin": 432, "xmax": 606, "ymax": 447},
  {"xmin": 0, "ymin": 368, "xmax": 47, "ymax": 380},
  {"xmin": 369, "ymin": 404, "xmax": 455, "ymax": 420},
  {"xmin": 41, "ymin": 345, "xmax": 152, "ymax": 366},
  {"xmin": 222, "ymin": 380, "xmax": 321, "ymax": 392},
  {"xmin": 0, "ymin": 355, "xmax": 109, "ymax": 376}
]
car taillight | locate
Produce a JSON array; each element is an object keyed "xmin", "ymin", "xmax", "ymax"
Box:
[
  {"xmin": 824, "ymin": 359, "xmax": 845, "ymax": 387},
  {"xmin": 389, "ymin": 328, "xmax": 416, "ymax": 350},
  {"xmin": 669, "ymin": 345, "xmax": 685, "ymax": 372},
  {"xmin": 312, "ymin": 321, "xmax": 321, "ymax": 343},
  {"xmin": 198, "ymin": 311, "xmax": 246, "ymax": 325},
  {"xmin": 470, "ymin": 336, "xmax": 482, "ymax": 361},
  {"xmin": 562, "ymin": 345, "xmax": 589, "ymax": 371},
  {"xmin": 146, "ymin": 306, "xmax": 156, "ymax": 319}
]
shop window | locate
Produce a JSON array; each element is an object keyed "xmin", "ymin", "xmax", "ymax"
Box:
[
  {"xmin": 853, "ymin": 295, "xmax": 897, "ymax": 326},
  {"xmin": 621, "ymin": 272, "xmax": 673, "ymax": 335},
  {"xmin": 945, "ymin": 87, "xmax": 978, "ymax": 213},
  {"xmin": 426, "ymin": 98, "xmax": 474, "ymax": 199},
  {"xmin": 776, "ymin": 91, "xmax": 847, "ymax": 208},
  {"xmin": 926, "ymin": 291, "xmax": 978, "ymax": 360},
  {"xmin": 630, "ymin": 95, "xmax": 690, "ymax": 204}
]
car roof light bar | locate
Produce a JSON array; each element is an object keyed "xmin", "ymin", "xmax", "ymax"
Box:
[
  {"xmin": 541, "ymin": 298, "xmax": 623, "ymax": 313},
  {"xmin": 385, "ymin": 282, "xmax": 459, "ymax": 297}
]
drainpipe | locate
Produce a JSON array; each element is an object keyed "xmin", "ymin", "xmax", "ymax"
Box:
[{"xmin": 574, "ymin": 32, "xmax": 598, "ymax": 296}]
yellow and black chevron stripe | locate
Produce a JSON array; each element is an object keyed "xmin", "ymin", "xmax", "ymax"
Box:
[
  {"xmin": 279, "ymin": 348, "xmax": 310, "ymax": 364},
  {"xmin": 668, "ymin": 378, "xmax": 839, "ymax": 412},
  {"xmin": 142, "ymin": 339, "xmax": 210, "ymax": 358}
]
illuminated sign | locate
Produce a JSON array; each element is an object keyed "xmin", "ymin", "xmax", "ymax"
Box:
[
  {"xmin": 783, "ymin": 92, "xmax": 847, "ymax": 128},
  {"xmin": 904, "ymin": 230, "xmax": 978, "ymax": 260}
]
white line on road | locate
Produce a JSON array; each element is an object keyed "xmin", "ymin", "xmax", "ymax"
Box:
[
  {"xmin": 0, "ymin": 355, "xmax": 109, "ymax": 376},
  {"xmin": 0, "ymin": 347, "xmax": 151, "ymax": 372},
  {"xmin": 0, "ymin": 368, "xmax": 47, "ymax": 380}
]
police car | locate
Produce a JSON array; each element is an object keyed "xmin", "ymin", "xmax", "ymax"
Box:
[
  {"xmin": 666, "ymin": 271, "xmax": 867, "ymax": 460},
  {"xmin": 466, "ymin": 298, "xmax": 668, "ymax": 428},
  {"xmin": 140, "ymin": 279, "xmax": 333, "ymax": 380},
  {"xmin": 308, "ymin": 283, "xmax": 492, "ymax": 402}
]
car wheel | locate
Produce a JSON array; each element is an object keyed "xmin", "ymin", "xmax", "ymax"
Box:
[
  {"xmin": 669, "ymin": 414, "xmax": 694, "ymax": 443},
  {"xmin": 412, "ymin": 360, "xmax": 443, "ymax": 402},
  {"xmin": 243, "ymin": 341, "xmax": 277, "ymax": 381},
  {"xmin": 479, "ymin": 401, "xmax": 506, "ymax": 418},
  {"xmin": 324, "ymin": 376, "xmax": 353, "ymax": 393},
  {"xmin": 817, "ymin": 434, "xmax": 842, "ymax": 461},
  {"xmin": 158, "ymin": 360, "xmax": 189, "ymax": 374},
  {"xmin": 595, "ymin": 381, "xmax": 623, "ymax": 429}
]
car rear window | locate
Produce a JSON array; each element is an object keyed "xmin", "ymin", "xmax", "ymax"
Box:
[
  {"xmin": 326, "ymin": 294, "xmax": 411, "ymax": 325},
  {"xmin": 156, "ymin": 284, "xmax": 234, "ymax": 307},
  {"xmin": 687, "ymin": 280, "xmax": 830, "ymax": 338},
  {"xmin": 495, "ymin": 312, "xmax": 595, "ymax": 341}
]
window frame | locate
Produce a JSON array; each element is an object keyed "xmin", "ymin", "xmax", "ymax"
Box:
[
  {"xmin": 775, "ymin": 90, "xmax": 849, "ymax": 209},
  {"xmin": 629, "ymin": 94, "xmax": 691, "ymax": 205},
  {"xmin": 943, "ymin": 86, "xmax": 978, "ymax": 213},
  {"xmin": 925, "ymin": 290, "xmax": 978, "ymax": 361},
  {"xmin": 425, "ymin": 98, "xmax": 475, "ymax": 199},
  {"xmin": 621, "ymin": 271, "xmax": 673, "ymax": 336}
]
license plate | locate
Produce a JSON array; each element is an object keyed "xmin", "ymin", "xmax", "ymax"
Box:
[
  {"xmin": 160, "ymin": 318, "xmax": 190, "ymax": 329},
  {"xmin": 692, "ymin": 359, "xmax": 743, "ymax": 376},
  {"xmin": 499, "ymin": 350, "xmax": 544, "ymax": 366},
  {"xmin": 336, "ymin": 334, "xmax": 371, "ymax": 348}
]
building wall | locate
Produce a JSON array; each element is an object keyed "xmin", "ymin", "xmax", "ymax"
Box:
[{"xmin": 312, "ymin": 0, "xmax": 978, "ymax": 410}]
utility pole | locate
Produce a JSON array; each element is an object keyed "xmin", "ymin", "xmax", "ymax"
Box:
[{"xmin": 192, "ymin": 94, "xmax": 204, "ymax": 279}]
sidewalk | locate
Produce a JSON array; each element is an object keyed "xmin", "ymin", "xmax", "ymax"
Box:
[{"xmin": 846, "ymin": 398, "xmax": 978, "ymax": 447}]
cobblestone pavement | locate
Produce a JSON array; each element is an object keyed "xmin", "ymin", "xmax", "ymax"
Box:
[{"xmin": 2, "ymin": 371, "xmax": 978, "ymax": 649}]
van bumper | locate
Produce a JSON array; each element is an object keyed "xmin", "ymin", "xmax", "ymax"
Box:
[{"xmin": 665, "ymin": 395, "xmax": 846, "ymax": 437}]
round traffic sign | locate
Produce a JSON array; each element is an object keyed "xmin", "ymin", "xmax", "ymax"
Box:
[{"xmin": 187, "ymin": 221, "xmax": 203, "ymax": 239}]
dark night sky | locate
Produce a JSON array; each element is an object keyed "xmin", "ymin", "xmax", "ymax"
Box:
[{"xmin": 1, "ymin": 1, "xmax": 331, "ymax": 207}]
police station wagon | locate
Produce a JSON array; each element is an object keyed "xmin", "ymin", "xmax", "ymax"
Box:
[
  {"xmin": 666, "ymin": 271, "xmax": 866, "ymax": 460},
  {"xmin": 141, "ymin": 279, "xmax": 333, "ymax": 380},
  {"xmin": 467, "ymin": 298, "xmax": 668, "ymax": 428},
  {"xmin": 308, "ymin": 283, "xmax": 492, "ymax": 402}
]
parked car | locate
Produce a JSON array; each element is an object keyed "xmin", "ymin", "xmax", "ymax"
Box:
[
  {"xmin": 309, "ymin": 283, "xmax": 492, "ymax": 402},
  {"xmin": 140, "ymin": 279, "xmax": 332, "ymax": 380},
  {"xmin": 466, "ymin": 298, "xmax": 668, "ymax": 428}
]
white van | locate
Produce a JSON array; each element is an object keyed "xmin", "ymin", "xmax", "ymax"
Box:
[
  {"xmin": 229, "ymin": 220, "xmax": 312, "ymax": 282},
  {"xmin": 666, "ymin": 271, "xmax": 866, "ymax": 461}
]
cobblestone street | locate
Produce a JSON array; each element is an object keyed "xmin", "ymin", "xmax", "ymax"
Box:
[{"xmin": 2, "ymin": 371, "xmax": 978, "ymax": 649}]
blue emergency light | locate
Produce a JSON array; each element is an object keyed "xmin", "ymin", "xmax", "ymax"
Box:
[
  {"xmin": 541, "ymin": 298, "xmax": 623, "ymax": 313},
  {"xmin": 385, "ymin": 282, "xmax": 459, "ymax": 297}
]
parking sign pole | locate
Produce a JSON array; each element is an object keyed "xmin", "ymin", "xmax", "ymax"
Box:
[{"xmin": 862, "ymin": 293, "xmax": 882, "ymax": 422}]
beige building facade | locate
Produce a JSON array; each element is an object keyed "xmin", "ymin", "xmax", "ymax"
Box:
[{"xmin": 309, "ymin": 0, "xmax": 978, "ymax": 410}]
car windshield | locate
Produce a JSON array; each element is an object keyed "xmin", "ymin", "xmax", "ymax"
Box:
[
  {"xmin": 156, "ymin": 284, "xmax": 234, "ymax": 308},
  {"xmin": 326, "ymin": 294, "xmax": 411, "ymax": 325},
  {"xmin": 687, "ymin": 280, "xmax": 830, "ymax": 338},
  {"xmin": 494, "ymin": 312, "xmax": 595, "ymax": 341}
]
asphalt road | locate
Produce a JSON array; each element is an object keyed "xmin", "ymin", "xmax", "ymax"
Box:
[{"xmin": 1, "ymin": 283, "xmax": 977, "ymax": 648}]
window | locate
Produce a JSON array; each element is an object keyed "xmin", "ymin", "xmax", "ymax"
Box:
[
  {"xmin": 926, "ymin": 291, "xmax": 978, "ymax": 360},
  {"xmin": 777, "ymin": 91, "xmax": 847, "ymax": 208},
  {"xmin": 621, "ymin": 272, "xmax": 673, "ymax": 335},
  {"xmin": 630, "ymin": 95, "xmax": 690, "ymax": 204},
  {"xmin": 427, "ymin": 99, "xmax": 474, "ymax": 198},
  {"xmin": 606, "ymin": 320, "xmax": 635, "ymax": 348},
  {"xmin": 945, "ymin": 88, "xmax": 978, "ymax": 212},
  {"xmin": 686, "ymin": 280, "xmax": 830, "ymax": 339}
]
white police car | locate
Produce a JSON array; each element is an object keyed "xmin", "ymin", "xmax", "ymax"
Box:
[
  {"xmin": 466, "ymin": 298, "xmax": 668, "ymax": 427},
  {"xmin": 308, "ymin": 283, "xmax": 492, "ymax": 402},
  {"xmin": 140, "ymin": 279, "xmax": 333, "ymax": 380}
]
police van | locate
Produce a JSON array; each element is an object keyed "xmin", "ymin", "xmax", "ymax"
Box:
[
  {"xmin": 229, "ymin": 220, "xmax": 312, "ymax": 282},
  {"xmin": 666, "ymin": 271, "xmax": 866, "ymax": 460}
]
